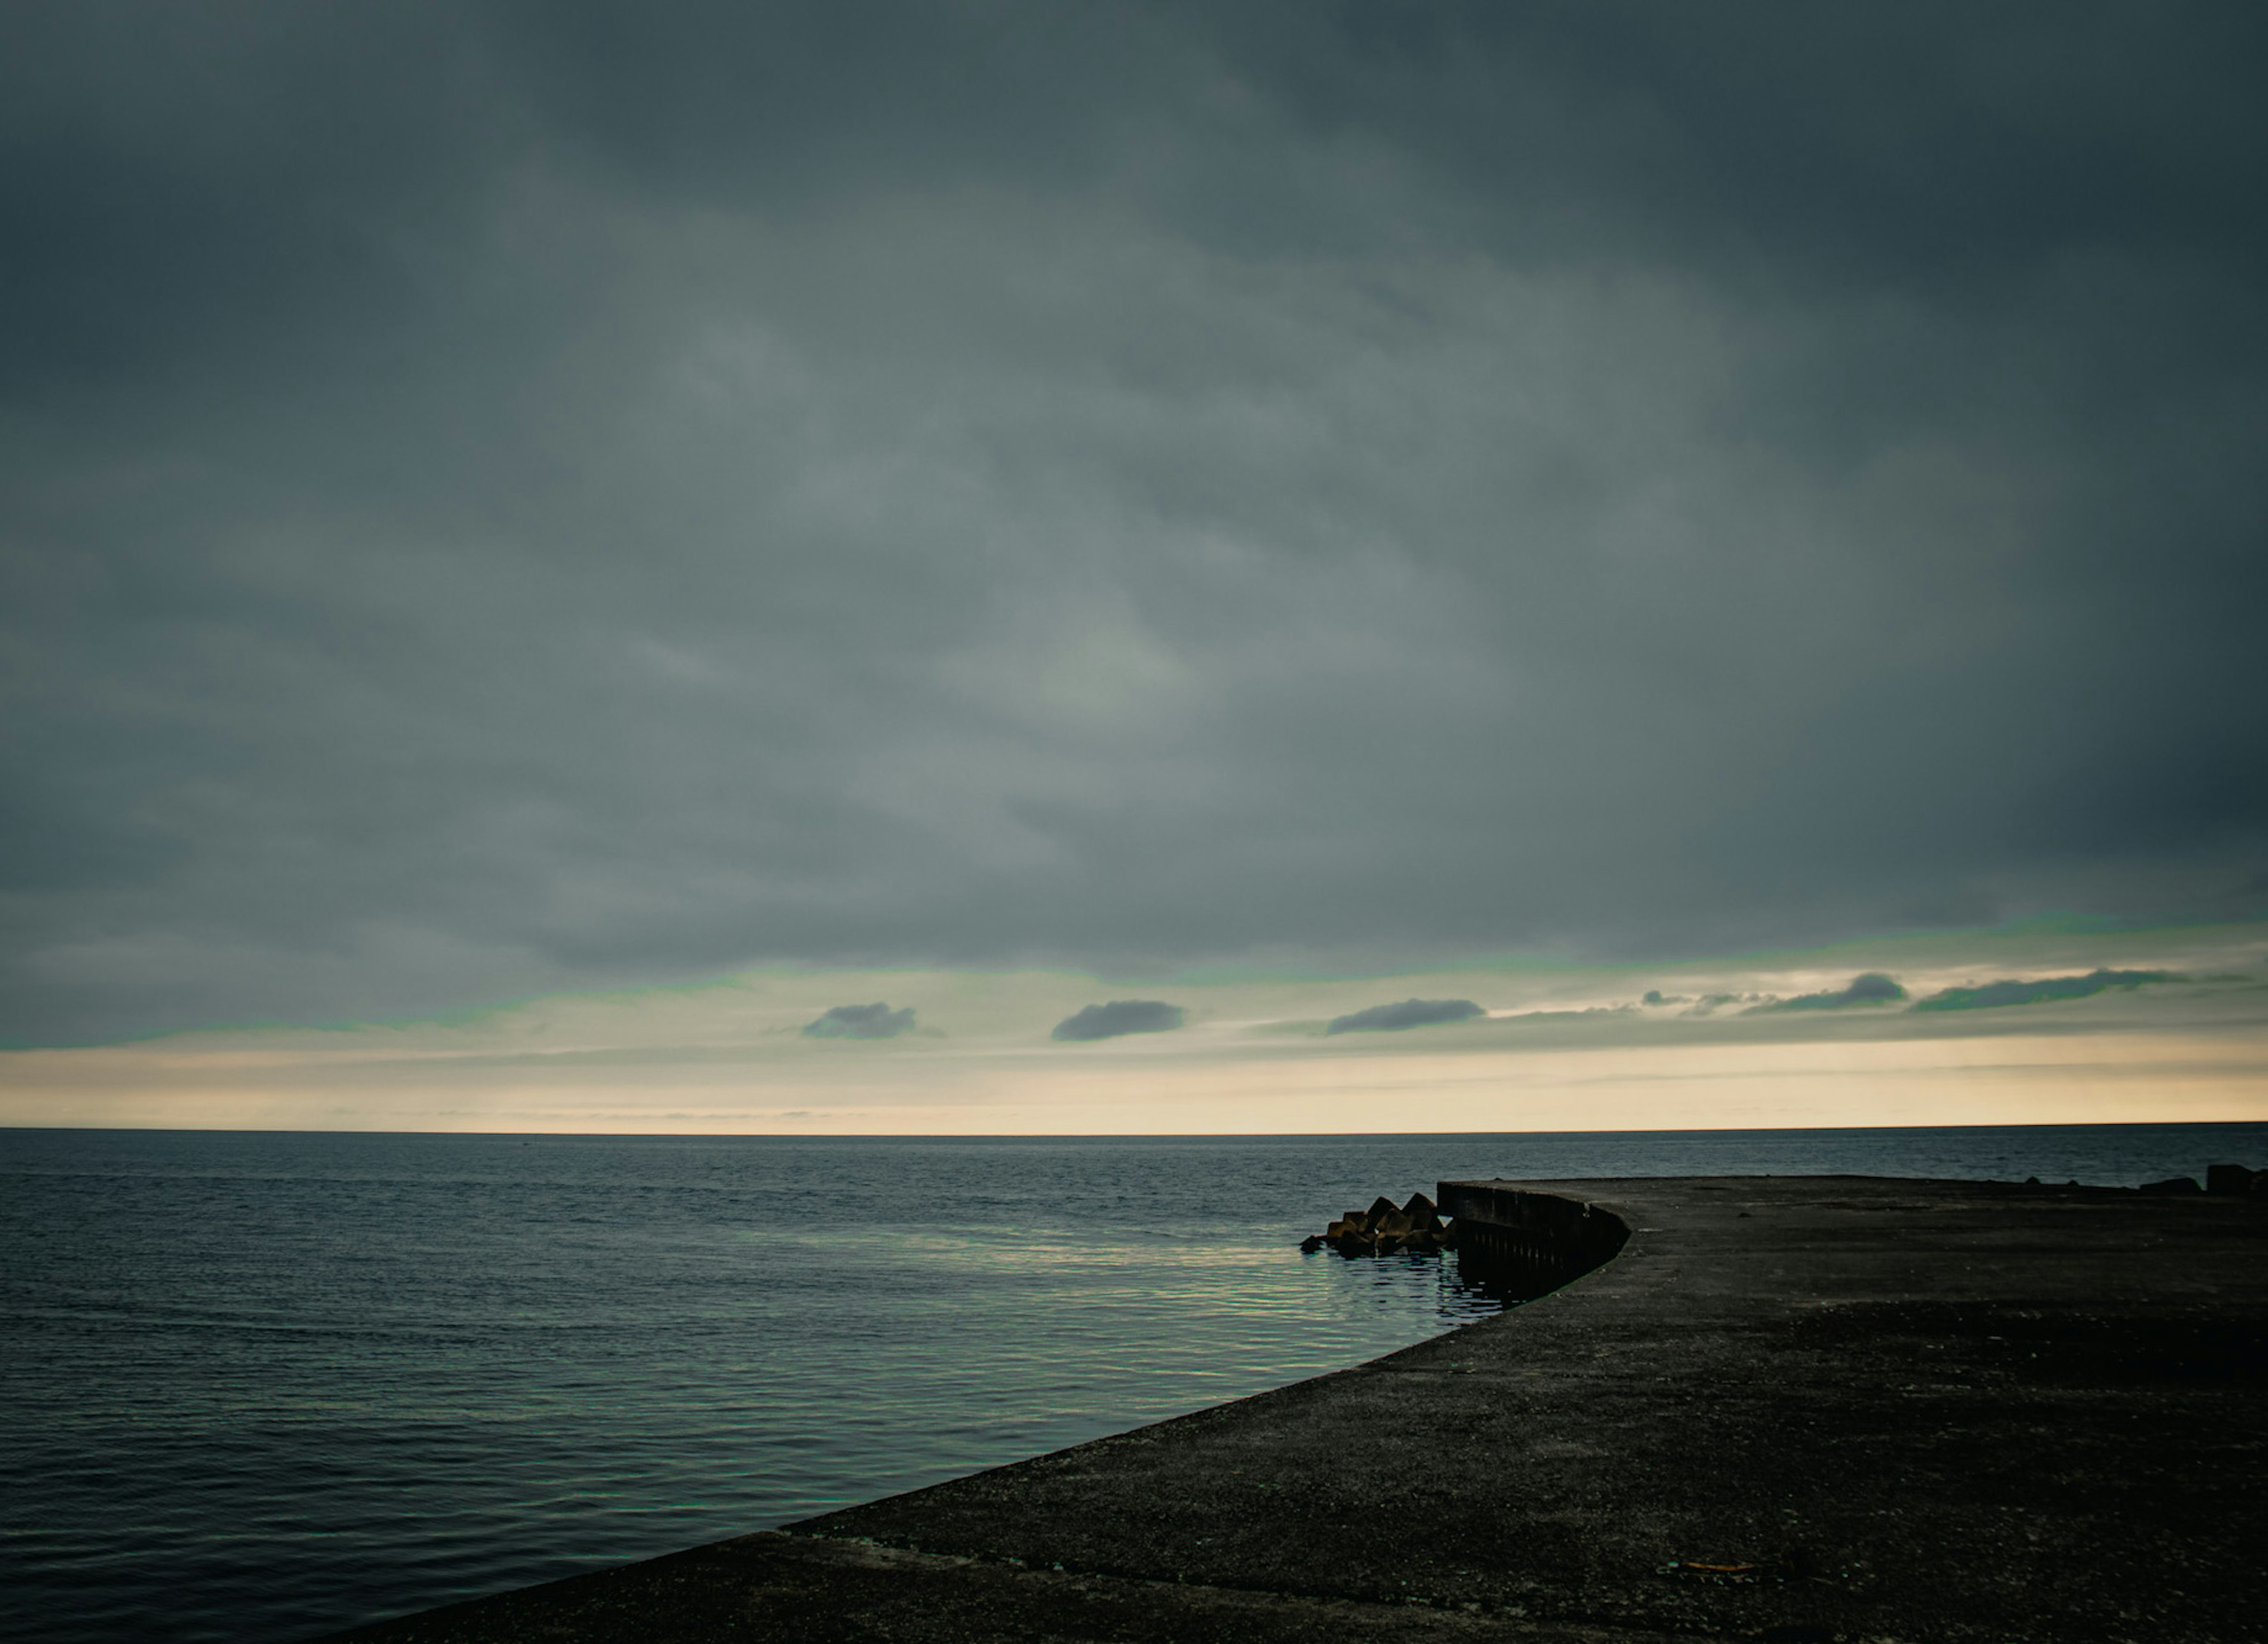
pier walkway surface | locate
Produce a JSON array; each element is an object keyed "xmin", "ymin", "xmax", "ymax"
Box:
[{"xmin": 330, "ymin": 1177, "xmax": 2267, "ymax": 1643}]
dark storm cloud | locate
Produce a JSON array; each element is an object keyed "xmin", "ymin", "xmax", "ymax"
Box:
[
  {"xmin": 1748, "ymin": 974, "xmax": 1908, "ymax": 1014},
  {"xmin": 1912, "ymin": 971, "xmax": 2176, "ymax": 1012},
  {"xmin": 802, "ymin": 1002, "xmax": 916, "ymax": 1039},
  {"xmin": 1325, "ymin": 998, "xmax": 1484, "ymax": 1035},
  {"xmin": 4, "ymin": 2, "xmax": 2266, "ymax": 1043},
  {"xmin": 1051, "ymin": 1001, "xmax": 1184, "ymax": 1042}
]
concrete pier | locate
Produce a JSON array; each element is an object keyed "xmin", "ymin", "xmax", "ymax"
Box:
[{"xmin": 330, "ymin": 1177, "xmax": 2267, "ymax": 1642}]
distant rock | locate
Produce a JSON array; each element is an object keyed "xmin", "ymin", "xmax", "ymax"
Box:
[
  {"xmin": 1325, "ymin": 998, "xmax": 1485, "ymax": 1035},
  {"xmin": 1051, "ymin": 1000, "xmax": 1184, "ymax": 1041},
  {"xmin": 2138, "ymin": 1176, "xmax": 2203, "ymax": 1195},
  {"xmin": 803, "ymin": 1002, "xmax": 917, "ymax": 1039}
]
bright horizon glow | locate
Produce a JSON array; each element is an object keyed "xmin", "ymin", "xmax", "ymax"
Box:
[{"xmin": 5, "ymin": 922, "xmax": 2264, "ymax": 1135}]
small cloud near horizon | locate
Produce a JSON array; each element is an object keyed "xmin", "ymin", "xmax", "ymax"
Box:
[
  {"xmin": 1912, "ymin": 969, "xmax": 2176, "ymax": 1012},
  {"xmin": 1325, "ymin": 998, "xmax": 1485, "ymax": 1035},
  {"xmin": 1051, "ymin": 1000, "xmax": 1185, "ymax": 1041},
  {"xmin": 1747, "ymin": 974, "xmax": 1908, "ymax": 1014},
  {"xmin": 803, "ymin": 1002, "xmax": 917, "ymax": 1039}
]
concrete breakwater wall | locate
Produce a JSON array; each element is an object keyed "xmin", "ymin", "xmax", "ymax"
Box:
[
  {"xmin": 331, "ymin": 1177, "xmax": 2268, "ymax": 1643},
  {"xmin": 1438, "ymin": 1178, "xmax": 1628, "ymax": 1295}
]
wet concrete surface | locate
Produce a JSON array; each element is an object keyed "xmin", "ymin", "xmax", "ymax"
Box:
[{"xmin": 328, "ymin": 1177, "xmax": 2267, "ymax": 1642}]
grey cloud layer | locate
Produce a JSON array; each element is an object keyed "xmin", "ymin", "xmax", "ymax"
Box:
[
  {"xmin": 803, "ymin": 1002, "xmax": 917, "ymax": 1039},
  {"xmin": 1913, "ymin": 971, "xmax": 2175, "ymax": 1012},
  {"xmin": 1325, "ymin": 999, "xmax": 1485, "ymax": 1035},
  {"xmin": 1052, "ymin": 1001, "xmax": 1185, "ymax": 1042},
  {"xmin": 1749, "ymin": 973, "xmax": 1908, "ymax": 1013},
  {"xmin": 4, "ymin": 2, "xmax": 2266, "ymax": 1041}
]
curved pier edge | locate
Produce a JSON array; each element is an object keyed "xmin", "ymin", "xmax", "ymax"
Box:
[
  {"xmin": 326, "ymin": 1176, "xmax": 2267, "ymax": 1643},
  {"xmin": 1438, "ymin": 1178, "xmax": 1629, "ymax": 1298}
]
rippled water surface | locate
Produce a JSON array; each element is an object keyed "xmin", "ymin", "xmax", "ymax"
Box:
[{"xmin": 4, "ymin": 1122, "xmax": 2262, "ymax": 1643}]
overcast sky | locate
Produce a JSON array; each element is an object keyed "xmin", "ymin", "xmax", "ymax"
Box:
[
  {"xmin": 7, "ymin": 924, "xmax": 2262, "ymax": 1134},
  {"xmin": 5, "ymin": 2, "xmax": 2266, "ymax": 1047}
]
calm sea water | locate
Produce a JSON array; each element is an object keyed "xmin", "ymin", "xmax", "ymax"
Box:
[{"xmin": 4, "ymin": 1122, "xmax": 2263, "ymax": 1644}]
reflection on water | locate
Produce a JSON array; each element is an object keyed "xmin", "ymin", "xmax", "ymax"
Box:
[
  {"xmin": 4, "ymin": 1122, "xmax": 2262, "ymax": 1644},
  {"xmin": 0, "ymin": 1132, "xmax": 1512, "ymax": 1644}
]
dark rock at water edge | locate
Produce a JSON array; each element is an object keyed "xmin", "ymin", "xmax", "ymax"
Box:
[
  {"xmin": 1310, "ymin": 1190, "xmax": 1454, "ymax": 1255},
  {"xmin": 2207, "ymin": 1162, "xmax": 2266, "ymax": 1196}
]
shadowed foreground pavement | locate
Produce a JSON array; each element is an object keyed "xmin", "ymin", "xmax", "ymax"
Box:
[{"xmin": 329, "ymin": 1177, "xmax": 2267, "ymax": 1643}]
